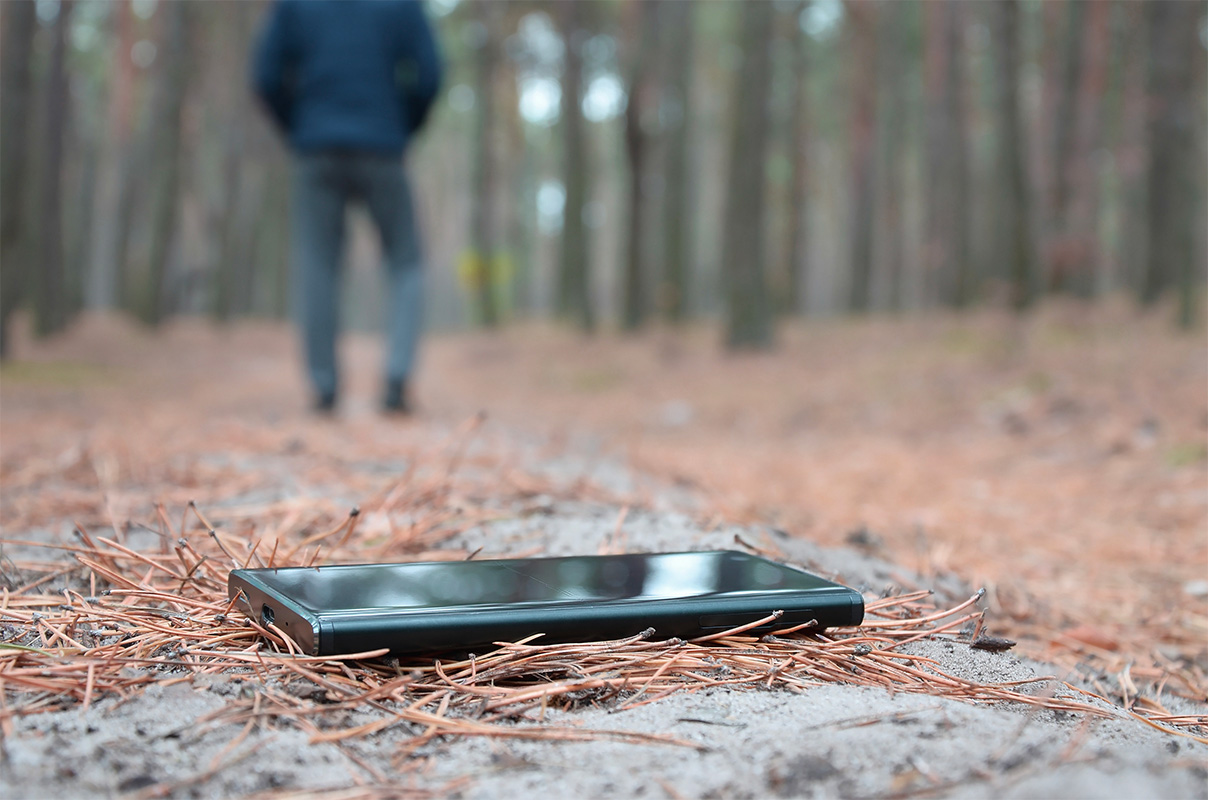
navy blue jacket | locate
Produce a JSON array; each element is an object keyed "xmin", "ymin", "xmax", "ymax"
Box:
[{"xmin": 252, "ymin": 0, "xmax": 442, "ymax": 154}]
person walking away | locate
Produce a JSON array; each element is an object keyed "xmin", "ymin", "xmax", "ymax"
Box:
[{"xmin": 252, "ymin": 0, "xmax": 442, "ymax": 414}]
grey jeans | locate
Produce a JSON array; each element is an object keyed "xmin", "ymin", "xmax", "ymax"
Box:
[{"xmin": 291, "ymin": 152, "xmax": 424, "ymax": 399}]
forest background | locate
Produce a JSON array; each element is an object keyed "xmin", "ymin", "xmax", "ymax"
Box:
[
  {"xmin": 2, "ymin": 2, "xmax": 1208, "ymax": 781},
  {"xmin": 0, "ymin": 0, "xmax": 1205, "ymax": 346}
]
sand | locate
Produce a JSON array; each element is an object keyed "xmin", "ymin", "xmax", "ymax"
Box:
[{"xmin": 5, "ymin": 501, "xmax": 1205, "ymax": 799}]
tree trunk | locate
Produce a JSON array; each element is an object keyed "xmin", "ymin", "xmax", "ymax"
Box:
[
  {"xmin": 1063, "ymin": 0, "xmax": 1110, "ymax": 297},
  {"xmin": 925, "ymin": 0, "xmax": 972, "ymax": 309},
  {"xmin": 66, "ymin": 132, "xmax": 98, "ymax": 319},
  {"xmin": 781, "ymin": 0, "xmax": 809, "ymax": 316},
  {"xmin": 660, "ymin": 0, "xmax": 695, "ymax": 322},
  {"xmin": 32, "ymin": 0, "xmax": 74, "ymax": 338},
  {"xmin": 1115, "ymin": 0, "xmax": 1148, "ymax": 298},
  {"xmin": 990, "ymin": 0, "xmax": 1037, "ymax": 311},
  {"xmin": 0, "ymin": 0, "xmax": 37, "ymax": 358},
  {"xmin": 1050, "ymin": 0, "xmax": 1085, "ymax": 241},
  {"xmin": 138, "ymin": 1, "xmax": 190, "ymax": 326},
  {"xmin": 877, "ymin": 0, "xmax": 909, "ymax": 312},
  {"xmin": 86, "ymin": 0, "xmax": 139, "ymax": 311},
  {"xmin": 469, "ymin": 0, "xmax": 501, "ymax": 327},
  {"xmin": 621, "ymin": 0, "xmax": 659, "ymax": 331},
  {"xmin": 721, "ymin": 0, "xmax": 775, "ymax": 349},
  {"xmin": 557, "ymin": 1, "xmax": 593, "ymax": 332},
  {"xmin": 1143, "ymin": 0, "xmax": 1201, "ymax": 329},
  {"xmin": 213, "ymin": 125, "xmax": 247, "ymax": 322},
  {"xmin": 846, "ymin": 0, "xmax": 877, "ymax": 313}
]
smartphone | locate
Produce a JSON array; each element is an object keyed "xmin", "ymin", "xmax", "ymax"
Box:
[{"xmin": 228, "ymin": 550, "xmax": 865, "ymax": 657}]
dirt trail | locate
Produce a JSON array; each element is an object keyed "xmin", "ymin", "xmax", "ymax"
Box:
[
  {"xmin": 3, "ymin": 306, "xmax": 1206, "ymax": 688},
  {"xmin": 1, "ymin": 307, "xmax": 1205, "ymax": 797}
]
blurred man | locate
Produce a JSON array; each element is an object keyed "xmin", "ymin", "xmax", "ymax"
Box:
[{"xmin": 253, "ymin": 0, "xmax": 442, "ymax": 414}]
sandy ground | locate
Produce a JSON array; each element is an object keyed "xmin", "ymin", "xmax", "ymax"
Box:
[
  {"xmin": 2, "ymin": 312, "xmax": 1206, "ymax": 798},
  {"xmin": 5, "ymin": 501, "xmax": 1207, "ymax": 799}
]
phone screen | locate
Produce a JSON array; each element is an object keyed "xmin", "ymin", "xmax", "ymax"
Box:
[{"xmin": 259, "ymin": 551, "xmax": 840, "ymax": 614}]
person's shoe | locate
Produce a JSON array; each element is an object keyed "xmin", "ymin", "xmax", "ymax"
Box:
[
  {"xmin": 383, "ymin": 378, "xmax": 411, "ymax": 415},
  {"xmin": 313, "ymin": 390, "xmax": 337, "ymax": 415}
]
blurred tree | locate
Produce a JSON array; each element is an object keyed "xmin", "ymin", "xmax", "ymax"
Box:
[
  {"xmin": 0, "ymin": 0, "xmax": 37, "ymax": 358},
  {"xmin": 32, "ymin": 0, "xmax": 74, "ymax": 338},
  {"xmin": 924, "ymin": 0, "xmax": 971, "ymax": 308},
  {"xmin": 1050, "ymin": 0, "xmax": 1084, "ymax": 249},
  {"xmin": 8, "ymin": 0, "xmax": 1203, "ymax": 335},
  {"xmin": 137, "ymin": 1, "xmax": 190, "ymax": 326},
  {"xmin": 212, "ymin": 2, "xmax": 257, "ymax": 322},
  {"xmin": 621, "ymin": 0, "xmax": 659, "ymax": 331},
  {"xmin": 1063, "ymin": 0, "xmax": 1109, "ymax": 297},
  {"xmin": 722, "ymin": 0, "xmax": 775, "ymax": 348},
  {"xmin": 469, "ymin": 0, "xmax": 502, "ymax": 327},
  {"xmin": 876, "ymin": 0, "xmax": 910, "ymax": 312},
  {"xmin": 845, "ymin": 0, "xmax": 877, "ymax": 313},
  {"xmin": 780, "ymin": 0, "xmax": 809, "ymax": 316},
  {"xmin": 557, "ymin": 0, "xmax": 593, "ymax": 332},
  {"xmin": 660, "ymin": 0, "xmax": 695, "ymax": 323},
  {"xmin": 1143, "ymin": 0, "xmax": 1202, "ymax": 329},
  {"xmin": 990, "ymin": 0, "xmax": 1037, "ymax": 311},
  {"xmin": 1111, "ymin": 0, "xmax": 1148, "ymax": 298},
  {"xmin": 88, "ymin": 0, "xmax": 141, "ymax": 312}
]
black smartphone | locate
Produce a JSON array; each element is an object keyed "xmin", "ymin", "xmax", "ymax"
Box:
[{"xmin": 228, "ymin": 550, "xmax": 865, "ymax": 656}]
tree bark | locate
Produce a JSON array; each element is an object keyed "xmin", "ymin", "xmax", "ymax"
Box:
[
  {"xmin": 470, "ymin": 0, "xmax": 501, "ymax": 327},
  {"xmin": 990, "ymin": 0, "xmax": 1037, "ymax": 311},
  {"xmin": 925, "ymin": 0, "xmax": 972, "ymax": 309},
  {"xmin": 721, "ymin": 0, "xmax": 775, "ymax": 349},
  {"xmin": 1114, "ymin": 0, "xmax": 1148, "ymax": 297},
  {"xmin": 32, "ymin": 0, "xmax": 74, "ymax": 338},
  {"xmin": 621, "ymin": 0, "xmax": 659, "ymax": 331},
  {"xmin": 1050, "ymin": 0, "xmax": 1085, "ymax": 240},
  {"xmin": 0, "ymin": 0, "xmax": 37, "ymax": 357},
  {"xmin": 86, "ymin": 0, "xmax": 139, "ymax": 311},
  {"xmin": 781, "ymin": 1, "xmax": 809, "ymax": 315},
  {"xmin": 1063, "ymin": 0, "xmax": 1110, "ymax": 297},
  {"xmin": 660, "ymin": 0, "xmax": 695, "ymax": 322},
  {"xmin": 877, "ymin": 0, "xmax": 910, "ymax": 312},
  {"xmin": 138, "ymin": 1, "xmax": 190, "ymax": 326},
  {"xmin": 557, "ymin": 1, "xmax": 593, "ymax": 332},
  {"xmin": 1142, "ymin": 0, "xmax": 1201, "ymax": 329},
  {"xmin": 845, "ymin": 0, "xmax": 877, "ymax": 313}
]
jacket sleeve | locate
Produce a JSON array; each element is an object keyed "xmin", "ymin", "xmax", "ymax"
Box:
[
  {"xmin": 396, "ymin": 1, "xmax": 443, "ymax": 135},
  {"xmin": 252, "ymin": 1, "xmax": 295, "ymax": 133}
]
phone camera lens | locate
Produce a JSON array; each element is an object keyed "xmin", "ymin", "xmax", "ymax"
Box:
[{"xmin": 261, "ymin": 604, "xmax": 275, "ymax": 627}]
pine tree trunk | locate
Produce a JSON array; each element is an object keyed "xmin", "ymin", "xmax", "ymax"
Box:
[
  {"xmin": 925, "ymin": 0, "xmax": 972, "ymax": 309},
  {"xmin": 661, "ymin": 0, "xmax": 695, "ymax": 323},
  {"xmin": 621, "ymin": 0, "xmax": 658, "ymax": 331},
  {"xmin": 878, "ymin": 0, "xmax": 909, "ymax": 312},
  {"xmin": 846, "ymin": 0, "xmax": 877, "ymax": 313},
  {"xmin": 1143, "ymin": 0, "xmax": 1201, "ymax": 329},
  {"xmin": 1065, "ymin": 0, "xmax": 1110, "ymax": 297},
  {"xmin": 86, "ymin": 0, "xmax": 139, "ymax": 311},
  {"xmin": 990, "ymin": 0, "xmax": 1037, "ymax": 311},
  {"xmin": 138, "ymin": 1, "xmax": 190, "ymax": 326},
  {"xmin": 1050, "ymin": 1, "xmax": 1085, "ymax": 244},
  {"xmin": 1116, "ymin": 1, "xmax": 1148, "ymax": 298},
  {"xmin": 33, "ymin": 0, "xmax": 73, "ymax": 338},
  {"xmin": 722, "ymin": 0, "xmax": 775, "ymax": 349},
  {"xmin": 470, "ymin": 0, "xmax": 501, "ymax": 327},
  {"xmin": 0, "ymin": 0, "xmax": 37, "ymax": 358},
  {"xmin": 558, "ymin": 2, "xmax": 593, "ymax": 332},
  {"xmin": 782, "ymin": 0, "xmax": 809, "ymax": 316}
]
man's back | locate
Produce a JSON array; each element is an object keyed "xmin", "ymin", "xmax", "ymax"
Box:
[{"xmin": 253, "ymin": 0, "xmax": 441, "ymax": 154}]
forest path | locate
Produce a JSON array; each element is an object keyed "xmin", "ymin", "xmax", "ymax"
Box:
[{"xmin": 1, "ymin": 302, "xmax": 1205, "ymax": 701}]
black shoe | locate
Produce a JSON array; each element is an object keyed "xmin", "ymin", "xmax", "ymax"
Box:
[
  {"xmin": 383, "ymin": 378, "xmax": 411, "ymax": 415},
  {"xmin": 314, "ymin": 390, "xmax": 337, "ymax": 414}
]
